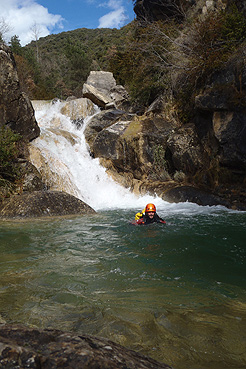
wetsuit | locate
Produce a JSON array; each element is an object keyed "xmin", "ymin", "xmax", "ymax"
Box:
[{"xmin": 134, "ymin": 213, "xmax": 166, "ymax": 225}]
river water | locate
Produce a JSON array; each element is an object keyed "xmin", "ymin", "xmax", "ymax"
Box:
[{"xmin": 0, "ymin": 101, "xmax": 245, "ymax": 369}]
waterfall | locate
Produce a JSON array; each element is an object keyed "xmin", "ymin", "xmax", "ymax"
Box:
[{"xmin": 29, "ymin": 99, "xmax": 164, "ymax": 211}]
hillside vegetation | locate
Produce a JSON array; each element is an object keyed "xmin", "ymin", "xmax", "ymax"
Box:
[
  {"xmin": 11, "ymin": 25, "xmax": 132, "ymax": 100},
  {"xmin": 9, "ymin": 2, "xmax": 246, "ymax": 112}
]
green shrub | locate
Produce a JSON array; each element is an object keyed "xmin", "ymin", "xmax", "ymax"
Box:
[
  {"xmin": 0, "ymin": 126, "xmax": 21, "ymax": 182},
  {"xmin": 174, "ymin": 5, "xmax": 246, "ymax": 122},
  {"xmin": 108, "ymin": 21, "xmax": 176, "ymax": 106},
  {"xmin": 149, "ymin": 144, "xmax": 171, "ymax": 181},
  {"xmin": 153, "ymin": 144, "xmax": 167, "ymax": 171},
  {"xmin": 220, "ymin": 4, "xmax": 246, "ymax": 47}
]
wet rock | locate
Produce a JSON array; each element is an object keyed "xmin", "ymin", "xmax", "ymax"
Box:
[
  {"xmin": 60, "ymin": 97, "xmax": 97, "ymax": 122},
  {"xmin": 19, "ymin": 161, "xmax": 45, "ymax": 192},
  {"xmin": 162, "ymin": 185, "xmax": 231, "ymax": 207},
  {"xmin": 0, "ymin": 191, "xmax": 95, "ymax": 219},
  {"xmin": 28, "ymin": 142, "xmax": 82, "ymax": 196},
  {"xmin": 84, "ymin": 109, "xmax": 132, "ymax": 148},
  {"xmin": 0, "ymin": 43, "xmax": 40, "ymax": 141},
  {"xmin": 0, "ymin": 324, "xmax": 173, "ymax": 369}
]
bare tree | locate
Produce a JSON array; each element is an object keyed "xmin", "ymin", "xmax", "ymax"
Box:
[
  {"xmin": 0, "ymin": 17, "xmax": 12, "ymax": 42},
  {"xmin": 31, "ymin": 22, "xmax": 41, "ymax": 61}
]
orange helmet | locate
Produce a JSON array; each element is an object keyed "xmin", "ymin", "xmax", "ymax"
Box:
[{"xmin": 145, "ymin": 203, "xmax": 156, "ymax": 213}]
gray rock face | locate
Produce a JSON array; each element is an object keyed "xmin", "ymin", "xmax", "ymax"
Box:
[
  {"xmin": 0, "ymin": 324, "xmax": 172, "ymax": 369},
  {"xmin": 84, "ymin": 109, "xmax": 132, "ymax": 148},
  {"xmin": 0, "ymin": 191, "xmax": 96, "ymax": 218},
  {"xmin": 167, "ymin": 125, "xmax": 209, "ymax": 175},
  {"xmin": 85, "ymin": 111, "xmax": 179, "ymax": 184},
  {"xmin": 213, "ymin": 111, "xmax": 246, "ymax": 169},
  {"xmin": 194, "ymin": 50, "xmax": 246, "ymax": 171},
  {"xmin": 0, "ymin": 43, "xmax": 40, "ymax": 141}
]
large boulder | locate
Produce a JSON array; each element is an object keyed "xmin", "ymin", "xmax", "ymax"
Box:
[
  {"xmin": 82, "ymin": 83, "xmax": 112, "ymax": 108},
  {"xmin": 85, "ymin": 111, "xmax": 178, "ymax": 185},
  {"xmin": 0, "ymin": 191, "xmax": 95, "ymax": 218},
  {"xmin": 0, "ymin": 43, "xmax": 40, "ymax": 141},
  {"xmin": 82, "ymin": 71, "xmax": 129, "ymax": 110},
  {"xmin": 0, "ymin": 324, "xmax": 172, "ymax": 369},
  {"xmin": 162, "ymin": 185, "xmax": 231, "ymax": 207}
]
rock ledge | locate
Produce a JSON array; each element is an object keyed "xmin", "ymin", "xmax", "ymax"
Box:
[
  {"xmin": 0, "ymin": 324, "xmax": 172, "ymax": 369},
  {"xmin": 0, "ymin": 191, "xmax": 95, "ymax": 219}
]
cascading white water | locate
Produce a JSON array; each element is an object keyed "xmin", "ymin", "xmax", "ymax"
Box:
[
  {"xmin": 29, "ymin": 100, "xmax": 229, "ymax": 216},
  {"xmin": 30, "ymin": 100, "xmax": 166, "ymax": 211}
]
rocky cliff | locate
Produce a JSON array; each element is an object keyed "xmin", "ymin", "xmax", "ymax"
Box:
[
  {"xmin": 80, "ymin": 1, "xmax": 246, "ymax": 210},
  {"xmin": 0, "ymin": 42, "xmax": 44, "ymax": 201},
  {"xmin": 83, "ymin": 66, "xmax": 246, "ymax": 210},
  {"xmin": 0, "ymin": 43, "xmax": 40, "ymax": 141}
]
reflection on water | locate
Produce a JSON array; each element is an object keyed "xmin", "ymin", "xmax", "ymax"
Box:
[{"xmin": 0, "ymin": 208, "xmax": 246, "ymax": 369}]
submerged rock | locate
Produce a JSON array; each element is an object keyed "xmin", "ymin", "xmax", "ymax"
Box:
[
  {"xmin": 0, "ymin": 324, "xmax": 173, "ymax": 369},
  {"xmin": 0, "ymin": 191, "xmax": 95, "ymax": 219}
]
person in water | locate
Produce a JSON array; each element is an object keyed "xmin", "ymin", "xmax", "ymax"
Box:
[{"xmin": 134, "ymin": 203, "xmax": 166, "ymax": 225}]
